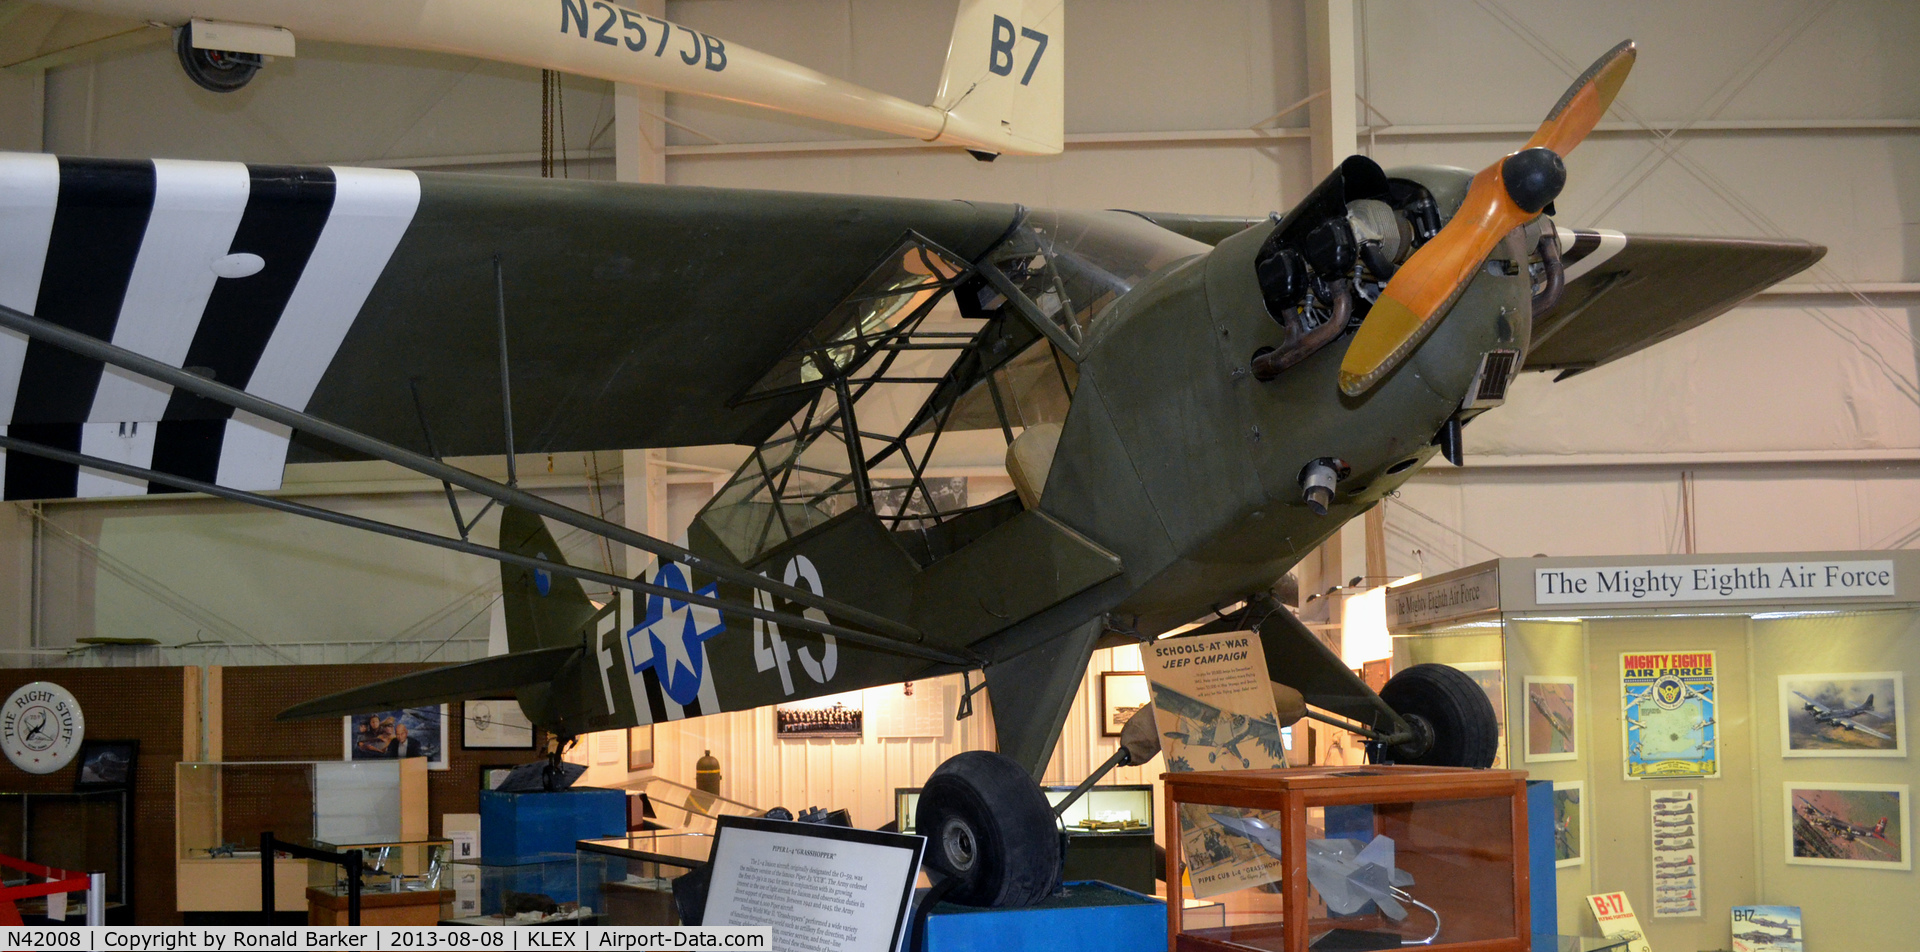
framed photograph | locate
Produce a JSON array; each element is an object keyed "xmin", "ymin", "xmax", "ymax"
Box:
[
  {"xmin": 1553, "ymin": 780, "xmax": 1584, "ymax": 868},
  {"xmin": 776, "ymin": 692, "xmax": 864, "ymax": 738},
  {"xmin": 73, "ymin": 739, "xmax": 138, "ymax": 791},
  {"xmin": 628, "ymin": 725, "xmax": 654, "ymax": 772},
  {"xmin": 1101, "ymin": 671, "xmax": 1150, "ymax": 737},
  {"xmin": 461, "ymin": 698, "xmax": 537, "ymax": 750},
  {"xmin": 345, "ymin": 705, "xmax": 448, "ymax": 770},
  {"xmin": 1785, "ymin": 782, "xmax": 1909, "ymax": 870},
  {"xmin": 1780, "ymin": 672, "xmax": 1904, "ymax": 758},
  {"xmin": 1525, "ymin": 676, "xmax": 1578, "ymax": 762}
]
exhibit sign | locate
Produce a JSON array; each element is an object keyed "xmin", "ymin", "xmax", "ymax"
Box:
[
  {"xmin": 0, "ymin": 682, "xmax": 84, "ymax": 775},
  {"xmin": 702, "ymin": 815, "xmax": 923, "ymax": 952},
  {"xmin": 1732, "ymin": 905, "xmax": 1802, "ymax": 952},
  {"xmin": 1648, "ymin": 788, "xmax": 1701, "ymax": 918},
  {"xmin": 1537, "ymin": 559, "xmax": 1894, "ymax": 604},
  {"xmin": 1146, "ymin": 631, "xmax": 1288, "ymax": 898},
  {"xmin": 1585, "ymin": 892, "xmax": 1651, "ymax": 952},
  {"xmin": 1622, "ymin": 651, "xmax": 1718, "ymax": 779},
  {"xmin": 1388, "ymin": 567, "xmax": 1499, "ymax": 628}
]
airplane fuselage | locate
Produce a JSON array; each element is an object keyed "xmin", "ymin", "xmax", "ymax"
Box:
[{"xmin": 1040, "ymin": 166, "xmax": 1525, "ymax": 636}]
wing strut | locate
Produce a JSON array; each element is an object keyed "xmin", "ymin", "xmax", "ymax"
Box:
[
  {"xmin": 0, "ymin": 301, "xmax": 938, "ymax": 654},
  {"xmin": 0, "ymin": 429, "xmax": 971, "ymax": 667}
]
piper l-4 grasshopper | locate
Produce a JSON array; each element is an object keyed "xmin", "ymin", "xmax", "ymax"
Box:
[
  {"xmin": 0, "ymin": 40, "xmax": 1821, "ymax": 907},
  {"xmin": 4, "ymin": 0, "xmax": 1062, "ymax": 156}
]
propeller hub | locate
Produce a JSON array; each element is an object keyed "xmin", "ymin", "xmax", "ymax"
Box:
[{"xmin": 1501, "ymin": 148, "xmax": 1566, "ymax": 214}]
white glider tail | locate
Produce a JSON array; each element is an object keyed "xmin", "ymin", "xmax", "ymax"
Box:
[{"xmin": 15, "ymin": 0, "xmax": 1066, "ymax": 156}]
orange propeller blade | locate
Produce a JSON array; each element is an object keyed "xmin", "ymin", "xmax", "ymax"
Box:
[
  {"xmin": 1527, "ymin": 40, "xmax": 1636, "ymax": 156},
  {"xmin": 1336, "ymin": 41, "xmax": 1634, "ymax": 397}
]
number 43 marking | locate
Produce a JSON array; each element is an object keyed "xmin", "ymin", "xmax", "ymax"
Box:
[{"xmin": 987, "ymin": 16, "xmax": 1049, "ymax": 86}]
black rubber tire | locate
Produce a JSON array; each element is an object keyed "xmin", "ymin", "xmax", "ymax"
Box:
[
  {"xmin": 914, "ymin": 750, "xmax": 1061, "ymax": 907},
  {"xmin": 1378, "ymin": 663, "xmax": 1499, "ymax": 768},
  {"xmin": 175, "ymin": 24, "xmax": 261, "ymax": 93}
]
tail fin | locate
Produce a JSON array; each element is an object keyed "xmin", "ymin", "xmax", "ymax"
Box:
[
  {"xmin": 500, "ymin": 506, "xmax": 599, "ymax": 653},
  {"xmin": 934, "ymin": 0, "xmax": 1064, "ymax": 155}
]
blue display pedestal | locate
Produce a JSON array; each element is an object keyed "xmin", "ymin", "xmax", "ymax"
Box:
[
  {"xmin": 1526, "ymin": 779, "xmax": 1558, "ymax": 938},
  {"xmin": 480, "ymin": 788, "xmax": 628, "ymax": 866},
  {"xmin": 916, "ymin": 881, "xmax": 1166, "ymax": 952}
]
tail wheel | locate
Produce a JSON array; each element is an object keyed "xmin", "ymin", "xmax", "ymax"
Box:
[
  {"xmin": 175, "ymin": 23, "xmax": 262, "ymax": 93},
  {"xmin": 1375, "ymin": 663, "xmax": 1498, "ymax": 768},
  {"xmin": 915, "ymin": 751, "xmax": 1060, "ymax": 907}
]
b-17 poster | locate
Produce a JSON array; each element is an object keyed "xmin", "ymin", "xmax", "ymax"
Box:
[
  {"xmin": 1786, "ymin": 783, "xmax": 1910, "ymax": 870},
  {"xmin": 1622, "ymin": 651, "xmax": 1718, "ymax": 779},
  {"xmin": 1779, "ymin": 672, "xmax": 1904, "ymax": 757},
  {"xmin": 1732, "ymin": 905, "xmax": 1802, "ymax": 952},
  {"xmin": 1146, "ymin": 631, "xmax": 1287, "ymax": 899}
]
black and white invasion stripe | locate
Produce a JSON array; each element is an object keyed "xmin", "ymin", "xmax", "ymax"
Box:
[
  {"xmin": 0, "ymin": 153, "xmax": 419, "ymax": 501},
  {"xmin": 1554, "ymin": 223, "xmax": 1628, "ymax": 283}
]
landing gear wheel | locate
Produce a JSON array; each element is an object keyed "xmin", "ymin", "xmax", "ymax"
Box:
[
  {"xmin": 175, "ymin": 23, "xmax": 261, "ymax": 92},
  {"xmin": 1375, "ymin": 663, "xmax": 1498, "ymax": 768},
  {"xmin": 915, "ymin": 751, "xmax": 1061, "ymax": 907}
]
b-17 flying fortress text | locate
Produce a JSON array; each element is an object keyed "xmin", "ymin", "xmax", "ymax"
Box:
[{"xmin": 1536, "ymin": 561, "xmax": 1893, "ymax": 604}]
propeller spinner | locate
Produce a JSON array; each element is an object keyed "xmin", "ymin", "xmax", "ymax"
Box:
[{"xmin": 1337, "ymin": 40, "xmax": 1636, "ymax": 397}]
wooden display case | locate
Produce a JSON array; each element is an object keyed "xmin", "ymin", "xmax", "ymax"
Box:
[{"xmin": 1164, "ymin": 766, "xmax": 1530, "ymax": 952}]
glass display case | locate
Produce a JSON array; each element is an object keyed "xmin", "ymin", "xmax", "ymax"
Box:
[
  {"xmin": 442, "ymin": 857, "xmax": 598, "ymax": 926},
  {"xmin": 1164, "ymin": 766, "xmax": 1530, "ymax": 952},
  {"xmin": 576, "ymin": 831, "xmax": 715, "ymax": 926},
  {"xmin": 0, "ymin": 790, "xmax": 129, "ymax": 923},
  {"xmin": 174, "ymin": 760, "xmax": 428, "ymax": 913},
  {"xmin": 305, "ymin": 839, "xmax": 454, "ymax": 926}
]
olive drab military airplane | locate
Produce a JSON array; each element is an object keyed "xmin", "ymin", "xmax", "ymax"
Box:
[
  {"xmin": 3, "ymin": 0, "xmax": 1063, "ymax": 156},
  {"xmin": 0, "ymin": 39, "xmax": 1823, "ymax": 905}
]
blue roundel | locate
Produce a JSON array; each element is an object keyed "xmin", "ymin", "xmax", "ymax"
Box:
[{"xmin": 534, "ymin": 554, "xmax": 551, "ymax": 596}]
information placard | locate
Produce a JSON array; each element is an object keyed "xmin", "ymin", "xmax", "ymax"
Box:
[{"xmin": 702, "ymin": 815, "xmax": 924, "ymax": 952}]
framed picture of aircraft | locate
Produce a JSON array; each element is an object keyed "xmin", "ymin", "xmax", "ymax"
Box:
[
  {"xmin": 1785, "ymin": 782, "xmax": 1909, "ymax": 870},
  {"xmin": 1553, "ymin": 780, "xmax": 1584, "ymax": 868},
  {"xmin": 1525, "ymin": 676, "xmax": 1578, "ymax": 763},
  {"xmin": 1101, "ymin": 672, "xmax": 1150, "ymax": 737},
  {"xmin": 1779, "ymin": 673, "xmax": 1904, "ymax": 758},
  {"xmin": 461, "ymin": 697, "xmax": 536, "ymax": 750},
  {"xmin": 345, "ymin": 705, "xmax": 448, "ymax": 770}
]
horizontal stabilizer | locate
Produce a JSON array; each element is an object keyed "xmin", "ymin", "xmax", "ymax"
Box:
[{"xmin": 276, "ymin": 645, "xmax": 580, "ymax": 721}]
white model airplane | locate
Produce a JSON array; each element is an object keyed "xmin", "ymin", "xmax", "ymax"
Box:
[{"xmin": 2, "ymin": 0, "xmax": 1063, "ymax": 157}]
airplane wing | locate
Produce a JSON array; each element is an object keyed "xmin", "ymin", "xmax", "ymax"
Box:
[
  {"xmin": 1840, "ymin": 718, "xmax": 1894, "ymax": 741},
  {"xmin": 0, "ymin": 152, "xmax": 1019, "ymax": 501},
  {"xmin": 1526, "ymin": 229, "xmax": 1824, "ymax": 374},
  {"xmin": 1119, "ymin": 213, "xmax": 1823, "ymax": 379},
  {"xmin": 1794, "ymin": 691, "xmax": 1832, "ymax": 713}
]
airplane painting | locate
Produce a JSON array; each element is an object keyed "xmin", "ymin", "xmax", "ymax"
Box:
[
  {"xmin": 1151, "ymin": 682, "xmax": 1287, "ymax": 771},
  {"xmin": 1781, "ymin": 674, "xmax": 1905, "ymax": 756},
  {"xmin": 2, "ymin": 0, "xmax": 1064, "ymax": 157},
  {"xmin": 1553, "ymin": 781, "xmax": 1582, "ymax": 867},
  {"xmin": 0, "ymin": 40, "xmax": 1825, "ymax": 907},
  {"xmin": 1525, "ymin": 676, "xmax": 1576, "ymax": 762},
  {"xmin": 1732, "ymin": 905, "xmax": 1802, "ymax": 952},
  {"xmin": 1788, "ymin": 786, "xmax": 1910, "ymax": 869}
]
